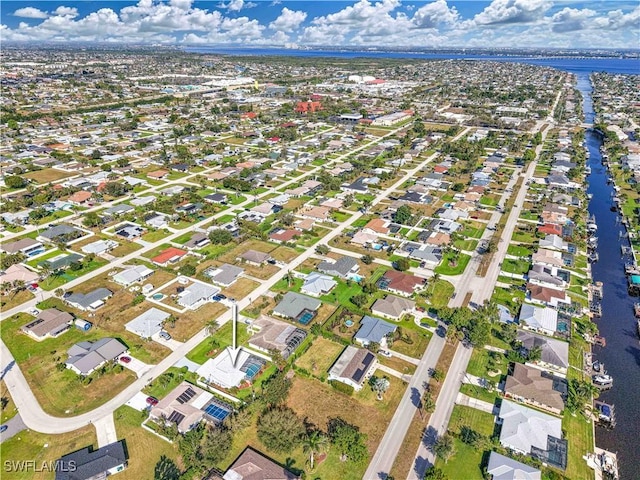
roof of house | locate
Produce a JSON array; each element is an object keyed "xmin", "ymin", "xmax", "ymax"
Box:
[
  {"xmin": 527, "ymin": 283, "xmax": 567, "ymax": 303},
  {"xmin": 301, "ymin": 273, "xmax": 337, "ymax": 296},
  {"xmin": 68, "ymin": 191, "xmax": 92, "ymax": 203},
  {"xmin": 224, "ymin": 447, "xmax": 300, "ymax": 480},
  {"xmin": 66, "ymin": 288, "xmax": 112, "ymax": 309},
  {"xmin": 184, "ymin": 232, "xmax": 209, "ymax": 249},
  {"xmin": 151, "ymin": 247, "xmax": 187, "ymax": 264},
  {"xmin": 150, "ymin": 381, "xmax": 209, "ymax": 433},
  {"xmin": 66, "ymin": 337, "xmax": 127, "ymax": 374},
  {"xmin": 1, "ymin": 237, "xmax": 42, "ymax": 253},
  {"xmin": 0, "ymin": 264, "xmax": 40, "ymax": 285},
  {"xmin": 381, "ymin": 270, "xmax": 425, "ymax": 294},
  {"xmin": 498, "ymin": 400, "xmax": 562, "ymax": 454},
  {"xmin": 41, "ymin": 252, "xmax": 83, "ymax": 270},
  {"xmin": 125, "ymin": 307, "xmax": 170, "ymax": 338},
  {"xmin": 239, "ymin": 250, "xmax": 271, "ymax": 264},
  {"xmin": 487, "ymin": 452, "xmax": 541, "ymax": 480},
  {"xmin": 329, "ymin": 345, "xmax": 376, "ymax": 386},
  {"xmin": 113, "ymin": 265, "xmax": 154, "ymax": 285},
  {"xmin": 39, "ymin": 224, "xmax": 81, "ymax": 240},
  {"xmin": 355, "ymin": 316, "xmax": 397, "ymax": 344},
  {"xmin": 22, "ymin": 308, "xmax": 73, "ymax": 338},
  {"xmin": 371, "ymin": 295, "xmax": 415, "ymax": 318},
  {"xmin": 504, "ymin": 363, "xmax": 566, "ymax": 412},
  {"xmin": 517, "ymin": 331, "xmax": 569, "ymax": 369},
  {"xmin": 248, "ymin": 315, "xmax": 307, "ymax": 359},
  {"xmin": 178, "ymin": 282, "xmax": 219, "ymax": 307},
  {"xmin": 273, "ymin": 292, "xmax": 321, "ymax": 319},
  {"xmin": 55, "ymin": 441, "xmax": 127, "ymax": 480},
  {"xmin": 269, "ymin": 229, "xmax": 299, "ymax": 243},
  {"xmin": 519, "ymin": 304, "xmax": 558, "ymax": 332},
  {"xmin": 208, "ymin": 264, "xmax": 244, "ymax": 286},
  {"xmin": 317, "ymin": 256, "xmax": 359, "ymax": 278},
  {"xmin": 363, "ymin": 218, "xmax": 389, "ymax": 234},
  {"xmin": 148, "ymin": 169, "xmax": 169, "ymax": 178}
]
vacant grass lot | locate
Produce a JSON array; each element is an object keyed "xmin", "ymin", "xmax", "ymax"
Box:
[
  {"xmin": 437, "ymin": 438, "xmax": 484, "ymax": 480},
  {"xmin": 186, "ymin": 322, "xmax": 251, "ymax": 364},
  {"xmin": 24, "ymin": 168, "xmax": 74, "ymax": 184},
  {"xmin": 0, "ymin": 425, "xmax": 97, "ymax": 480},
  {"xmin": 0, "ymin": 289, "xmax": 35, "ymax": 311},
  {"xmin": 295, "ymin": 337, "xmax": 345, "ymax": 375},
  {"xmin": 221, "ymin": 278, "xmax": 260, "ymax": 300},
  {"xmin": 1, "ymin": 380, "xmax": 18, "ymax": 423},
  {"xmin": 434, "ymin": 253, "xmax": 471, "ymax": 275}
]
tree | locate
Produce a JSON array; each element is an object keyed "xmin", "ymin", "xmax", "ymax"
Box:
[
  {"xmin": 370, "ymin": 376, "xmax": 390, "ymax": 400},
  {"xmin": 209, "ymin": 229, "xmax": 233, "ymax": 245},
  {"xmin": 83, "ymin": 211, "xmax": 101, "ymax": 228},
  {"xmin": 361, "ymin": 254, "xmax": 374, "ymax": 265},
  {"xmin": 431, "ymin": 368, "xmax": 444, "ymax": 383},
  {"xmin": 423, "ymin": 466, "xmax": 447, "ymax": 480},
  {"xmin": 395, "ymin": 258, "xmax": 411, "ymax": 272},
  {"xmin": 433, "ymin": 433, "xmax": 455, "ymax": 463},
  {"xmin": 466, "ymin": 318, "xmax": 491, "ymax": 347},
  {"xmin": 69, "ymin": 261, "xmax": 83, "ymax": 271},
  {"xmin": 302, "ymin": 430, "xmax": 328, "ymax": 470},
  {"xmin": 394, "ymin": 205, "xmax": 413, "ymax": 225},
  {"xmin": 257, "ymin": 407, "xmax": 305, "ymax": 453},
  {"xmin": 262, "ymin": 370, "xmax": 292, "ymax": 406},
  {"xmin": 315, "ymin": 244, "xmax": 329, "ymax": 255},
  {"xmin": 421, "ymin": 392, "xmax": 436, "ymax": 416},
  {"xmin": 5, "ymin": 176, "xmax": 26, "ymax": 189},
  {"xmin": 178, "ymin": 263, "xmax": 196, "ymax": 276},
  {"xmin": 350, "ymin": 293, "xmax": 367, "ymax": 308},
  {"xmin": 178, "ymin": 426, "xmax": 204, "ymax": 467},
  {"xmin": 200, "ymin": 425, "xmax": 233, "ymax": 467},
  {"xmin": 328, "ymin": 417, "xmax": 368, "ymax": 464},
  {"xmin": 527, "ymin": 345, "xmax": 542, "ymax": 362},
  {"xmin": 154, "ymin": 455, "xmax": 181, "ymax": 480}
]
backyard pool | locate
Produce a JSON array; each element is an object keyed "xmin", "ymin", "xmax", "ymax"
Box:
[
  {"xmin": 372, "ymin": 244, "xmax": 382, "ymax": 251},
  {"xmin": 348, "ymin": 273, "xmax": 364, "ymax": 282},
  {"xmin": 152, "ymin": 293, "xmax": 164, "ymax": 300},
  {"xmin": 345, "ymin": 319, "xmax": 354, "ymax": 327},
  {"xmin": 298, "ymin": 311, "xmax": 315, "ymax": 325}
]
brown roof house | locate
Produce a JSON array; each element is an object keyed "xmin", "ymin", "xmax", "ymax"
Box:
[
  {"xmin": 224, "ymin": 447, "xmax": 300, "ymax": 480},
  {"xmin": 378, "ymin": 270, "xmax": 426, "ymax": 297},
  {"xmin": 248, "ymin": 315, "xmax": 307, "ymax": 360},
  {"xmin": 504, "ymin": 363, "xmax": 567, "ymax": 415},
  {"xmin": 22, "ymin": 308, "xmax": 74, "ymax": 341},
  {"xmin": 238, "ymin": 249, "xmax": 272, "ymax": 266},
  {"xmin": 526, "ymin": 283, "xmax": 570, "ymax": 308},
  {"xmin": 149, "ymin": 381, "xmax": 215, "ymax": 434},
  {"xmin": 371, "ymin": 295, "xmax": 415, "ymax": 320}
]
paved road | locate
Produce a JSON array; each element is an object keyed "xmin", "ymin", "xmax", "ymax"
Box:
[{"xmin": 0, "ymin": 414, "xmax": 26, "ymax": 443}]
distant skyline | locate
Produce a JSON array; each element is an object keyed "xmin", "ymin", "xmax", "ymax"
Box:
[{"xmin": 1, "ymin": 0, "xmax": 639, "ymax": 49}]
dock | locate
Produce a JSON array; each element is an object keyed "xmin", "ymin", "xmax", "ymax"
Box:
[
  {"xmin": 594, "ymin": 400, "xmax": 616, "ymax": 429},
  {"xmin": 584, "ymin": 447, "xmax": 619, "ymax": 480}
]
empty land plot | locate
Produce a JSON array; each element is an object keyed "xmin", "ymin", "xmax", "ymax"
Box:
[
  {"xmin": 295, "ymin": 337, "xmax": 345, "ymax": 374},
  {"xmin": 170, "ymin": 302, "xmax": 228, "ymax": 342},
  {"xmin": 24, "ymin": 168, "xmax": 74, "ymax": 184},
  {"xmin": 221, "ymin": 277, "xmax": 259, "ymax": 300}
]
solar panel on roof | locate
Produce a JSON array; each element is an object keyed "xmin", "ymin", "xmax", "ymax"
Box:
[
  {"xmin": 167, "ymin": 411, "xmax": 185, "ymax": 425},
  {"xmin": 176, "ymin": 387, "xmax": 196, "ymax": 404}
]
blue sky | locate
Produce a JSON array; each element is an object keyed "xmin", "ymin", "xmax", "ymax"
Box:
[{"xmin": 2, "ymin": 1, "xmax": 639, "ymax": 48}]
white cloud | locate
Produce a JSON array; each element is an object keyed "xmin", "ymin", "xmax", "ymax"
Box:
[
  {"xmin": 53, "ymin": 6, "xmax": 79, "ymax": 18},
  {"xmin": 551, "ymin": 7, "xmax": 596, "ymax": 33},
  {"xmin": 412, "ymin": 0, "xmax": 460, "ymax": 29},
  {"xmin": 474, "ymin": 0, "xmax": 551, "ymax": 25},
  {"xmin": 13, "ymin": 7, "xmax": 48, "ymax": 19},
  {"xmin": 269, "ymin": 7, "xmax": 306, "ymax": 31},
  {"xmin": 218, "ymin": 0, "xmax": 257, "ymax": 13}
]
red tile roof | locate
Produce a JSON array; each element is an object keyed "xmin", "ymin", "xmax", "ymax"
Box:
[
  {"xmin": 269, "ymin": 229, "xmax": 298, "ymax": 243},
  {"xmin": 152, "ymin": 247, "xmax": 187, "ymax": 265},
  {"xmin": 383, "ymin": 270, "xmax": 425, "ymax": 294},
  {"xmin": 538, "ymin": 223, "xmax": 562, "ymax": 236}
]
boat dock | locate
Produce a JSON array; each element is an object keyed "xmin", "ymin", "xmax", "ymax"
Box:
[
  {"xmin": 594, "ymin": 400, "xmax": 616, "ymax": 429},
  {"xmin": 584, "ymin": 447, "xmax": 619, "ymax": 480}
]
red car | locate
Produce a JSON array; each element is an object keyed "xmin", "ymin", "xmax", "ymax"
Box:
[
  {"xmin": 146, "ymin": 396, "xmax": 158, "ymax": 406},
  {"xmin": 119, "ymin": 356, "xmax": 132, "ymax": 364}
]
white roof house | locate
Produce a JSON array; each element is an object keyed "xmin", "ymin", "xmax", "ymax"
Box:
[
  {"xmin": 125, "ymin": 307, "xmax": 170, "ymax": 338},
  {"xmin": 301, "ymin": 273, "xmax": 337, "ymax": 297},
  {"xmin": 498, "ymin": 400, "xmax": 562, "ymax": 455},
  {"xmin": 81, "ymin": 239, "xmax": 118, "ymax": 255},
  {"xmin": 518, "ymin": 304, "xmax": 558, "ymax": 336},
  {"xmin": 113, "ymin": 265, "xmax": 154, "ymax": 286},
  {"xmin": 487, "ymin": 452, "xmax": 541, "ymax": 480},
  {"xmin": 196, "ymin": 349, "xmax": 261, "ymax": 389},
  {"xmin": 177, "ymin": 282, "xmax": 220, "ymax": 310}
]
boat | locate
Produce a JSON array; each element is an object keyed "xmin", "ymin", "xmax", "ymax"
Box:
[
  {"xmin": 634, "ymin": 303, "xmax": 640, "ymax": 318},
  {"xmin": 592, "ymin": 360, "xmax": 601, "ymax": 372},
  {"xmin": 593, "ymin": 335, "xmax": 606, "ymax": 347},
  {"xmin": 594, "ymin": 400, "xmax": 616, "ymax": 428},
  {"xmin": 588, "ymin": 252, "xmax": 599, "ymax": 263},
  {"xmin": 593, "ymin": 374, "xmax": 613, "ymax": 388}
]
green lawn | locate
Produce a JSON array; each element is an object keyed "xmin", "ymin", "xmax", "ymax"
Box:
[
  {"xmin": 428, "ymin": 279, "xmax": 455, "ymax": 308},
  {"xmin": 466, "ymin": 348, "xmax": 507, "ymax": 378},
  {"xmin": 501, "ymin": 258, "xmax": 531, "ymax": 275},
  {"xmin": 320, "ymin": 281, "xmax": 366, "ymax": 309},
  {"xmin": 507, "ymin": 245, "xmax": 533, "ymax": 257},
  {"xmin": 454, "ymin": 238, "xmax": 479, "ymax": 251},
  {"xmin": 186, "ymin": 323, "xmax": 252, "ymax": 364},
  {"xmin": 448, "ymin": 404, "xmax": 496, "ymax": 436},
  {"xmin": 39, "ymin": 259, "xmax": 109, "ymax": 291},
  {"xmin": 434, "ymin": 253, "xmax": 471, "ymax": 275},
  {"xmin": 437, "ymin": 438, "xmax": 484, "ymax": 480}
]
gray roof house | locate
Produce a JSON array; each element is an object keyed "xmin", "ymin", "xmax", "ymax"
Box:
[
  {"xmin": 113, "ymin": 265, "xmax": 154, "ymax": 286},
  {"xmin": 37, "ymin": 224, "xmax": 83, "ymax": 243},
  {"xmin": 371, "ymin": 295, "xmax": 415, "ymax": 320},
  {"xmin": 408, "ymin": 245, "xmax": 443, "ymax": 266},
  {"xmin": 22, "ymin": 308, "xmax": 73, "ymax": 340},
  {"xmin": 317, "ymin": 256, "xmax": 360, "ymax": 279},
  {"xmin": 354, "ymin": 316, "xmax": 397, "ymax": 347},
  {"xmin": 517, "ymin": 330, "xmax": 569, "ymax": 375},
  {"xmin": 0, "ymin": 238, "xmax": 44, "ymax": 256},
  {"xmin": 125, "ymin": 307, "xmax": 170, "ymax": 338},
  {"xmin": 55, "ymin": 440, "xmax": 127, "ymax": 480},
  {"xmin": 248, "ymin": 315, "xmax": 307, "ymax": 360},
  {"xmin": 65, "ymin": 338, "xmax": 128, "ymax": 375},
  {"xmin": 177, "ymin": 282, "xmax": 220, "ymax": 310},
  {"xmin": 39, "ymin": 252, "xmax": 83, "ymax": 270},
  {"xmin": 66, "ymin": 288, "xmax": 113, "ymax": 311},
  {"xmin": 238, "ymin": 249, "xmax": 272, "ymax": 265},
  {"xmin": 486, "ymin": 451, "xmax": 541, "ymax": 480},
  {"xmin": 273, "ymin": 292, "xmax": 321, "ymax": 321},
  {"xmin": 103, "ymin": 204, "xmax": 134, "ymax": 216},
  {"xmin": 184, "ymin": 232, "xmax": 210, "ymax": 250},
  {"xmin": 206, "ymin": 264, "xmax": 244, "ymax": 287},
  {"xmin": 498, "ymin": 400, "xmax": 567, "ymax": 469},
  {"xmin": 328, "ymin": 345, "xmax": 377, "ymax": 391},
  {"xmin": 301, "ymin": 273, "xmax": 337, "ymax": 297}
]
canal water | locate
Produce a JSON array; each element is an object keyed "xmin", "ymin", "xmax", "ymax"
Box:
[{"xmin": 582, "ymin": 75, "xmax": 640, "ymax": 480}]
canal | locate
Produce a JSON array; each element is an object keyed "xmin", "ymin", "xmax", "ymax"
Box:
[{"xmin": 581, "ymin": 75, "xmax": 640, "ymax": 480}]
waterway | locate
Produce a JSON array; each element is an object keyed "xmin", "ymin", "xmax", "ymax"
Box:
[{"xmin": 582, "ymin": 77, "xmax": 640, "ymax": 480}]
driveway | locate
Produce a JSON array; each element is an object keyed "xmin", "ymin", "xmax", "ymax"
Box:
[
  {"xmin": 0, "ymin": 414, "xmax": 26, "ymax": 443},
  {"xmin": 93, "ymin": 413, "xmax": 118, "ymax": 448},
  {"xmin": 125, "ymin": 392, "xmax": 151, "ymax": 412},
  {"xmin": 151, "ymin": 332, "xmax": 184, "ymax": 351},
  {"xmin": 120, "ymin": 357, "xmax": 153, "ymax": 378}
]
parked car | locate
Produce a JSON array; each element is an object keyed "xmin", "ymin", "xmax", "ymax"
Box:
[
  {"xmin": 146, "ymin": 396, "xmax": 158, "ymax": 406},
  {"xmin": 379, "ymin": 350, "xmax": 392, "ymax": 358},
  {"xmin": 119, "ymin": 356, "xmax": 132, "ymax": 364},
  {"xmin": 29, "ymin": 308, "xmax": 40, "ymax": 316},
  {"xmin": 0, "ymin": 425, "xmax": 7, "ymax": 433},
  {"xmin": 159, "ymin": 331, "xmax": 171, "ymax": 341}
]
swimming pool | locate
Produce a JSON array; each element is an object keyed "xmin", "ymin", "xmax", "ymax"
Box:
[
  {"xmin": 345, "ymin": 320, "xmax": 354, "ymax": 327},
  {"xmin": 349, "ymin": 274, "xmax": 363, "ymax": 282},
  {"xmin": 372, "ymin": 244, "xmax": 382, "ymax": 251},
  {"xmin": 152, "ymin": 293, "xmax": 164, "ymax": 300},
  {"xmin": 298, "ymin": 311, "xmax": 315, "ymax": 325}
]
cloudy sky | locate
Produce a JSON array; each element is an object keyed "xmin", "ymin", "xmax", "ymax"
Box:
[{"xmin": 2, "ymin": 0, "xmax": 639, "ymax": 48}]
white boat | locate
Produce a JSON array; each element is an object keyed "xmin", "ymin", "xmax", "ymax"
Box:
[{"xmin": 592, "ymin": 374, "xmax": 613, "ymax": 387}]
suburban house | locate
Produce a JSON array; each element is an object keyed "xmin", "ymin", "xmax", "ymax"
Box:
[
  {"xmin": 518, "ymin": 304, "xmax": 559, "ymax": 337},
  {"xmin": 504, "ymin": 363, "xmax": 567, "ymax": 415},
  {"xmin": 273, "ymin": 292, "xmax": 321, "ymax": 324},
  {"xmin": 517, "ymin": 331, "xmax": 569, "ymax": 376},
  {"xmin": 39, "ymin": 252, "xmax": 83, "ymax": 271},
  {"xmin": 81, "ymin": 239, "xmax": 118, "ymax": 255},
  {"xmin": 408, "ymin": 245, "xmax": 443, "ymax": 268},
  {"xmin": 237, "ymin": 249, "xmax": 272, "ymax": 266},
  {"xmin": 378, "ymin": 270, "xmax": 426, "ymax": 297},
  {"xmin": 149, "ymin": 381, "xmax": 216, "ymax": 433},
  {"xmin": 177, "ymin": 282, "xmax": 220, "ymax": 310},
  {"xmin": 151, "ymin": 247, "xmax": 187, "ymax": 266},
  {"xmin": 21, "ymin": 308, "xmax": 73, "ymax": 341},
  {"xmin": 317, "ymin": 255, "xmax": 360, "ymax": 279},
  {"xmin": 301, "ymin": 273, "xmax": 337, "ymax": 297},
  {"xmin": 113, "ymin": 265, "xmax": 154, "ymax": 286},
  {"xmin": 68, "ymin": 190, "xmax": 92, "ymax": 206},
  {"xmin": 147, "ymin": 169, "xmax": 169, "ymax": 180},
  {"xmin": 206, "ymin": 264, "xmax": 244, "ymax": 287},
  {"xmin": 0, "ymin": 238, "xmax": 45, "ymax": 256},
  {"xmin": 223, "ymin": 447, "xmax": 300, "ymax": 480},
  {"xmin": 183, "ymin": 232, "xmax": 210, "ymax": 250},
  {"xmin": 269, "ymin": 228, "xmax": 299, "ymax": 244},
  {"xmin": 65, "ymin": 338, "xmax": 128, "ymax": 375},
  {"xmin": 328, "ymin": 345, "xmax": 377, "ymax": 391},
  {"xmin": 65, "ymin": 288, "xmax": 113, "ymax": 311},
  {"xmin": 371, "ymin": 295, "xmax": 415, "ymax": 320},
  {"xmin": 498, "ymin": 400, "xmax": 567, "ymax": 470},
  {"xmin": 204, "ymin": 192, "xmax": 228, "ymax": 204},
  {"xmin": 103, "ymin": 204, "xmax": 135, "ymax": 217},
  {"xmin": 248, "ymin": 315, "xmax": 307, "ymax": 360},
  {"xmin": 37, "ymin": 224, "xmax": 83, "ymax": 244},
  {"xmin": 125, "ymin": 307, "xmax": 170, "ymax": 338},
  {"xmin": 0, "ymin": 264, "xmax": 40, "ymax": 286},
  {"xmin": 55, "ymin": 440, "xmax": 127, "ymax": 480},
  {"xmin": 527, "ymin": 264, "xmax": 567, "ymax": 289},
  {"xmin": 363, "ymin": 218, "xmax": 390, "ymax": 235},
  {"xmin": 486, "ymin": 452, "xmax": 541, "ymax": 480},
  {"xmin": 526, "ymin": 283, "xmax": 570, "ymax": 308},
  {"xmin": 354, "ymin": 316, "xmax": 397, "ymax": 347}
]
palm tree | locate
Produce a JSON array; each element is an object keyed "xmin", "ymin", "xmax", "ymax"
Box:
[
  {"xmin": 302, "ymin": 431, "xmax": 328, "ymax": 471},
  {"xmin": 11, "ymin": 279, "xmax": 26, "ymax": 297},
  {"xmin": 205, "ymin": 319, "xmax": 219, "ymax": 336},
  {"xmin": 40, "ymin": 264, "xmax": 52, "ymax": 287}
]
